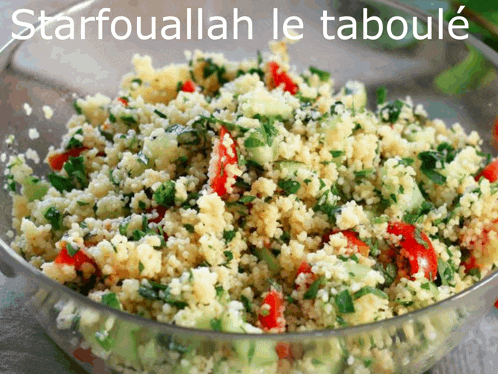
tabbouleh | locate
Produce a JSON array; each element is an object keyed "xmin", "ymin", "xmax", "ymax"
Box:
[{"xmin": 6, "ymin": 40, "xmax": 498, "ymax": 338}]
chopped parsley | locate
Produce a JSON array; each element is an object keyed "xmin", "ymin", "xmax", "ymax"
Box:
[
  {"xmin": 335, "ymin": 290, "xmax": 355, "ymax": 314},
  {"xmin": 278, "ymin": 179, "xmax": 301, "ymax": 195},
  {"xmin": 309, "ymin": 66, "xmax": 331, "ymax": 81},
  {"xmin": 154, "ymin": 181, "xmax": 176, "ymax": 207},
  {"xmin": 44, "ymin": 206, "xmax": 62, "ymax": 230}
]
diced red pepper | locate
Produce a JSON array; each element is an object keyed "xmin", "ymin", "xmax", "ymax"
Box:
[
  {"xmin": 267, "ymin": 61, "xmax": 298, "ymax": 95},
  {"xmin": 387, "ymin": 222, "xmax": 438, "ymax": 281},
  {"xmin": 47, "ymin": 147, "xmax": 88, "ymax": 171},
  {"xmin": 181, "ymin": 80, "xmax": 196, "ymax": 93},
  {"xmin": 476, "ymin": 159, "xmax": 498, "ymax": 183},
  {"xmin": 462, "ymin": 255, "xmax": 478, "ymax": 273},
  {"xmin": 54, "ymin": 242, "xmax": 98, "ymax": 275},
  {"xmin": 494, "ymin": 299, "xmax": 498, "ymax": 309},
  {"xmin": 322, "ymin": 230, "xmax": 370, "ymax": 257},
  {"xmin": 258, "ymin": 288, "xmax": 285, "ymax": 331},
  {"xmin": 210, "ymin": 126, "xmax": 238, "ymax": 197},
  {"xmin": 118, "ymin": 97, "xmax": 129, "ymax": 106}
]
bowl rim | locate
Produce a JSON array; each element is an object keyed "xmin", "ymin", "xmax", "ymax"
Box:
[{"xmin": 1, "ymin": 0, "xmax": 498, "ymax": 342}]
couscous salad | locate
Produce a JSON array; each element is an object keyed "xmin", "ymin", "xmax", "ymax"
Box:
[{"xmin": 6, "ymin": 41, "xmax": 498, "ymax": 341}]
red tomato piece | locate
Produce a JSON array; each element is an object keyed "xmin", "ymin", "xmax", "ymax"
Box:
[
  {"xmin": 475, "ymin": 159, "xmax": 498, "ymax": 183},
  {"xmin": 275, "ymin": 342, "xmax": 292, "ymax": 360},
  {"xmin": 210, "ymin": 126, "xmax": 238, "ymax": 197},
  {"xmin": 117, "ymin": 97, "xmax": 129, "ymax": 106},
  {"xmin": 147, "ymin": 205, "xmax": 167, "ymax": 224},
  {"xmin": 258, "ymin": 288, "xmax": 285, "ymax": 331},
  {"xmin": 322, "ymin": 230, "xmax": 370, "ymax": 256},
  {"xmin": 387, "ymin": 222, "xmax": 438, "ymax": 281},
  {"xmin": 48, "ymin": 147, "xmax": 88, "ymax": 171},
  {"xmin": 295, "ymin": 261, "xmax": 315, "ymax": 290},
  {"xmin": 73, "ymin": 347, "xmax": 97, "ymax": 365},
  {"xmin": 267, "ymin": 61, "xmax": 298, "ymax": 95},
  {"xmin": 462, "ymin": 255, "xmax": 478, "ymax": 273},
  {"xmin": 54, "ymin": 242, "xmax": 98, "ymax": 274},
  {"xmin": 495, "ymin": 299, "xmax": 498, "ymax": 309},
  {"xmin": 181, "ymin": 80, "xmax": 196, "ymax": 93}
]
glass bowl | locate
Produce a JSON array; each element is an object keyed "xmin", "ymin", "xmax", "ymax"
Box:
[{"xmin": 1, "ymin": 0, "xmax": 498, "ymax": 373}]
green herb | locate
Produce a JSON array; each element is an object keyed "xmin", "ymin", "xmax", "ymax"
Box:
[
  {"xmin": 77, "ymin": 201, "xmax": 89, "ymax": 206},
  {"xmin": 154, "ymin": 109, "xmax": 167, "ymax": 119},
  {"xmin": 65, "ymin": 242, "xmax": 79, "ymax": 257},
  {"xmin": 376, "ymin": 86, "xmax": 388, "ymax": 105},
  {"xmin": 330, "ymin": 150, "xmax": 344, "ymax": 158},
  {"xmin": 403, "ymin": 201, "xmax": 432, "ymax": 224},
  {"xmin": 223, "ymin": 230, "xmax": 236, "ymax": 243},
  {"xmin": 468, "ymin": 268, "xmax": 481, "ymax": 279},
  {"xmin": 138, "ymin": 261, "xmax": 144, "ymax": 274},
  {"xmin": 239, "ymin": 195, "xmax": 256, "ymax": 204},
  {"xmin": 353, "ymin": 286, "xmax": 388, "ymax": 300},
  {"xmin": 138, "ymin": 201, "xmax": 146, "ymax": 210},
  {"xmin": 202, "ymin": 58, "xmax": 228, "ymax": 85},
  {"xmin": 66, "ymin": 128, "xmax": 84, "ymax": 149},
  {"xmin": 372, "ymin": 216, "xmax": 388, "ymax": 224},
  {"xmin": 44, "ymin": 206, "xmax": 62, "ymax": 230},
  {"xmin": 210, "ymin": 318, "xmax": 221, "ymax": 331},
  {"xmin": 72, "ymin": 100, "xmax": 82, "ymax": 115},
  {"xmin": 438, "ymin": 258, "xmax": 454, "ymax": 286},
  {"xmin": 278, "ymin": 179, "xmax": 301, "ymax": 195},
  {"xmin": 64, "ymin": 156, "xmax": 88, "ymax": 188},
  {"xmin": 330, "ymin": 101, "xmax": 344, "ymax": 115},
  {"xmin": 399, "ymin": 157, "xmax": 414, "ymax": 166},
  {"xmin": 376, "ymin": 262, "xmax": 397, "ymax": 287},
  {"xmin": 131, "ymin": 78, "xmax": 142, "ymax": 85},
  {"xmin": 240, "ymin": 295, "xmax": 252, "ymax": 313},
  {"xmin": 244, "ymin": 136, "xmax": 265, "ymax": 148},
  {"xmin": 335, "ymin": 290, "xmax": 355, "ymax": 314},
  {"xmin": 95, "ymin": 331, "xmax": 114, "ymax": 351},
  {"xmin": 309, "ymin": 66, "xmax": 331, "ymax": 81},
  {"xmin": 154, "ymin": 181, "xmax": 176, "ymax": 207},
  {"xmin": 414, "ymin": 228, "xmax": 429, "ymax": 249},
  {"xmin": 224, "ymin": 250, "xmax": 234, "ymax": 262},
  {"xmin": 108, "ymin": 113, "xmax": 116, "ymax": 123},
  {"xmin": 120, "ymin": 115, "xmax": 137, "ymax": 126},
  {"xmin": 247, "ymin": 342, "xmax": 256, "ymax": 365},
  {"xmin": 119, "ymin": 219, "xmax": 129, "ymax": 236},
  {"xmin": 215, "ymin": 286, "xmax": 224, "ymax": 299},
  {"xmin": 101, "ymin": 293, "xmax": 121, "ymax": 310},
  {"xmin": 304, "ymin": 277, "xmax": 323, "ymax": 300},
  {"xmin": 184, "ymin": 224, "xmax": 195, "ymax": 233},
  {"xmin": 48, "ymin": 173, "xmax": 74, "ymax": 193},
  {"xmin": 380, "ymin": 100, "xmax": 404, "ymax": 123},
  {"xmin": 257, "ymin": 50, "xmax": 263, "ymax": 66},
  {"xmin": 354, "ymin": 168, "xmax": 374, "ymax": 179}
]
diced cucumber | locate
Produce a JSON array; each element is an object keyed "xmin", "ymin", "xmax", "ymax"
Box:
[
  {"xmin": 235, "ymin": 340, "xmax": 279, "ymax": 367},
  {"xmin": 302, "ymin": 338, "xmax": 345, "ymax": 374},
  {"xmin": 343, "ymin": 262, "xmax": 372, "ymax": 280},
  {"xmin": 274, "ymin": 160, "xmax": 308, "ymax": 176},
  {"xmin": 340, "ymin": 81, "xmax": 367, "ymax": 112},
  {"xmin": 404, "ymin": 125, "xmax": 436, "ymax": 144},
  {"xmin": 402, "ymin": 183, "xmax": 424, "ymax": 213},
  {"xmin": 107, "ymin": 322, "xmax": 141, "ymax": 368},
  {"xmin": 21, "ymin": 176, "xmax": 49, "ymax": 202},
  {"xmin": 253, "ymin": 247, "xmax": 280, "ymax": 275},
  {"xmin": 244, "ymin": 130, "xmax": 278, "ymax": 166}
]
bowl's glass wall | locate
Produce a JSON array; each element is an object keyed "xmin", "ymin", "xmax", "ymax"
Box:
[{"xmin": 1, "ymin": 0, "xmax": 498, "ymax": 373}]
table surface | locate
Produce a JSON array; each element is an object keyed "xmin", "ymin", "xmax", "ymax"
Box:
[{"xmin": 1, "ymin": 1, "xmax": 498, "ymax": 373}]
